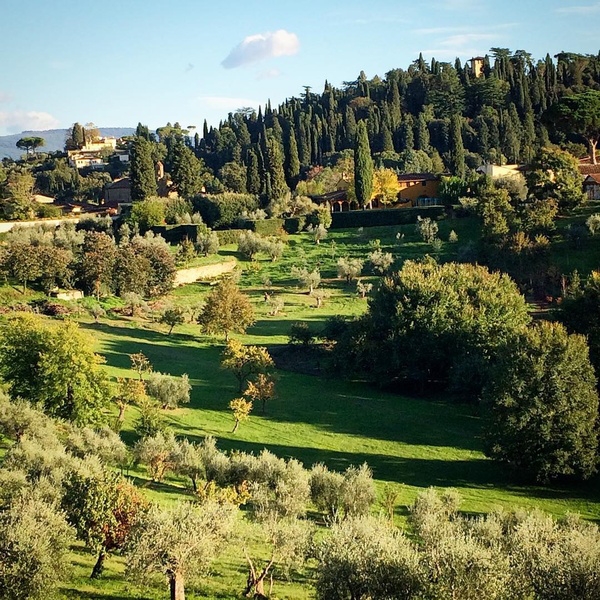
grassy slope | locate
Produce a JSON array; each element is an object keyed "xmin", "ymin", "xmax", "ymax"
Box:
[{"xmin": 35, "ymin": 214, "xmax": 600, "ymax": 598}]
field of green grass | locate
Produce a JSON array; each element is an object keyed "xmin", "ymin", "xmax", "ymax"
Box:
[{"xmin": 6, "ymin": 214, "xmax": 600, "ymax": 599}]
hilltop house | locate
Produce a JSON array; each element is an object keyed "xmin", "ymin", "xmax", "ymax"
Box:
[
  {"xmin": 67, "ymin": 137, "xmax": 123, "ymax": 169},
  {"xmin": 312, "ymin": 173, "xmax": 442, "ymax": 211}
]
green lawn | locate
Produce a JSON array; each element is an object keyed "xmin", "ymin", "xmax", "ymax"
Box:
[{"xmin": 6, "ymin": 217, "xmax": 600, "ymax": 599}]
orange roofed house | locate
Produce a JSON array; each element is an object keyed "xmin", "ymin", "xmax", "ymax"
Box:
[{"xmin": 313, "ymin": 173, "xmax": 442, "ymax": 211}]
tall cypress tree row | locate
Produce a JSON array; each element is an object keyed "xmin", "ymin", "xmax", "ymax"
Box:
[
  {"xmin": 354, "ymin": 120, "xmax": 374, "ymax": 207},
  {"xmin": 130, "ymin": 137, "xmax": 157, "ymax": 200}
]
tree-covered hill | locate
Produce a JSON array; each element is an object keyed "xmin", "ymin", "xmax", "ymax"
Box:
[
  {"xmin": 192, "ymin": 49, "xmax": 600, "ymax": 188},
  {"xmin": 0, "ymin": 127, "xmax": 135, "ymax": 159}
]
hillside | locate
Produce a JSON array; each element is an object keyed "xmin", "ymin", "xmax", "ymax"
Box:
[{"xmin": 0, "ymin": 127, "xmax": 135, "ymax": 159}]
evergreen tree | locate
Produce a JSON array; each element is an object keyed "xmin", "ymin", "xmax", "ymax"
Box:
[
  {"xmin": 265, "ymin": 137, "xmax": 289, "ymax": 203},
  {"xmin": 415, "ymin": 112, "xmax": 431, "ymax": 153},
  {"xmin": 448, "ymin": 114, "xmax": 466, "ymax": 179},
  {"xmin": 171, "ymin": 139, "xmax": 203, "ymax": 198},
  {"xmin": 130, "ymin": 137, "xmax": 157, "ymax": 200},
  {"xmin": 354, "ymin": 121, "xmax": 374, "ymax": 207},
  {"xmin": 284, "ymin": 127, "xmax": 301, "ymax": 190},
  {"xmin": 246, "ymin": 148, "xmax": 261, "ymax": 195}
]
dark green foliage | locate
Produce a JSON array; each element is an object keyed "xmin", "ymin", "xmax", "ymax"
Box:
[
  {"xmin": 194, "ymin": 193, "xmax": 260, "ymax": 228},
  {"xmin": 289, "ymin": 322, "xmax": 317, "ymax": 346},
  {"xmin": 170, "ymin": 139, "xmax": 204, "ymax": 198},
  {"xmin": 130, "ymin": 137, "xmax": 157, "ymax": 200},
  {"xmin": 331, "ymin": 206, "xmax": 445, "ymax": 229},
  {"xmin": 344, "ymin": 259, "xmax": 530, "ymax": 393},
  {"xmin": 149, "ymin": 223, "xmax": 207, "ymax": 245},
  {"xmin": 0, "ymin": 314, "xmax": 110, "ymax": 425},
  {"xmin": 354, "ymin": 121, "xmax": 373, "ymax": 207},
  {"xmin": 448, "ymin": 114, "xmax": 465, "ymax": 179},
  {"xmin": 265, "ymin": 136, "xmax": 289, "ymax": 203},
  {"xmin": 560, "ymin": 270, "xmax": 600, "ymax": 386},
  {"xmin": 215, "ymin": 229, "xmax": 245, "ymax": 245},
  {"xmin": 283, "ymin": 216, "xmax": 307, "ymax": 233},
  {"xmin": 484, "ymin": 321, "xmax": 599, "ymax": 482},
  {"xmin": 243, "ymin": 218, "xmax": 285, "ymax": 237}
]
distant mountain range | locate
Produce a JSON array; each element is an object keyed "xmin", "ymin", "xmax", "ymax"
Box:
[{"xmin": 0, "ymin": 128, "xmax": 136, "ymax": 160}]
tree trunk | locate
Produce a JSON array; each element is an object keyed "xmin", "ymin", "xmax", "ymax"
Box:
[
  {"xmin": 590, "ymin": 138, "xmax": 598, "ymax": 165},
  {"xmin": 232, "ymin": 419, "xmax": 239, "ymax": 433},
  {"xmin": 90, "ymin": 550, "xmax": 105, "ymax": 579},
  {"xmin": 243, "ymin": 551, "xmax": 273, "ymax": 598},
  {"xmin": 168, "ymin": 324, "xmax": 174, "ymax": 335},
  {"xmin": 169, "ymin": 571, "xmax": 185, "ymax": 600}
]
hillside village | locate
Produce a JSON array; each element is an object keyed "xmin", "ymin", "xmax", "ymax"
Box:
[{"xmin": 1, "ymin": 48, "xmax": 600, "ymax": 600}]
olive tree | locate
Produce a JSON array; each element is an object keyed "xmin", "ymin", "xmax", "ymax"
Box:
[{"xmin": 126, "ymin": 500, "xmax": 236, "ymax": 600}]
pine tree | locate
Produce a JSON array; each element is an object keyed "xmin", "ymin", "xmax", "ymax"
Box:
[
  {"xmin": 354, "ymin": 120, "xmax": 374, "ymax": 207},
  {"xmin": 130, "ymin": 137, "xmax": 157, "ymax": 201}
]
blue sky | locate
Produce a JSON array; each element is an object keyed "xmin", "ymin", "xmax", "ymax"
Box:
[{"xmin": 0, "ymin": 0, "xmax": 599, "ymax": 136}]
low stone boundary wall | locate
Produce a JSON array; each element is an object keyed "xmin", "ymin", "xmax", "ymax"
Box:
[{"xmin": 174, "ymin": 259, "xmax": 237, "ymax": 286}]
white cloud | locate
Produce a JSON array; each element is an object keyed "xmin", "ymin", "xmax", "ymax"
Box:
[
  {"xmin": 222, "ymin": 29, "xmax": 299, "ymax": 69},
  {"xmin": 555, "ymin": 2, "xmax": 600, "ymax": 13},
  {"xmin": 256, "ymin": 68, "xmax": 282, "ymax": 80},
  {"xmin": 198, "ymin": 96, "xmax": 261, "ymax": 111},
  {"xmin": 0, "ymin": 110, "xmax": 60, "ymax": 133},
  {"xmin": 0, "ymin": 92, "xmax": 12, "ymax": 104}
]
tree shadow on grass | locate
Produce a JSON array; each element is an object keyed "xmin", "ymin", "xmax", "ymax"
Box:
[
  {"xmin": 90, "ymin": 320, "xmax": 484, "ymax": 453},
  {"xmin": 169, "ymin": 430, "xmax": 600, "ymax": 508}
]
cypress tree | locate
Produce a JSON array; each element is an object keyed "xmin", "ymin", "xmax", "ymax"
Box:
[
  {"xmin": 449, "ymin": 114, "xmax": 466, "ymax": 179},
  {"xmin": 354, "ymin": 120, "xmax": 374, "ymax": 207},
  {"xmin": 344, "ymin": 105, "xmax": 357, "ymax": 148},
  {"xmin": 381, "ymin": 123, "xmax": 394, "ymax": 152},
  {"xmin": 130, "ymin": 137, "xmax": 157, "ymax": 200},
  {"xmin": 265, "ymin": 137, "xmax": 289, "ymax": 202},
  {"xmin": 284, "ymin": 127, "xmax": 300, "ymax": 190},
  {"xmin": 171, "ymin": 139, "xmax": 203, "ymax": 198},
  {"xmin": 415, "ymin": 112, "xmax": 430, "ymax": 153},
  {"xmin": 246, "ymin": 149, "xmax": 261, "ymax": 195},
  {"xmin": 399, "ymin": 114, "xmax": 415, "ymax": 151}
]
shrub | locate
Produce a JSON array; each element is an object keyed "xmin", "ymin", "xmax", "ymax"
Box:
[
  {"xmin": 289, "ymin": 322, "xmax": 316, "ymax": 346},
  {"xmin": 194, "ymin": 193, "xmax": 260, "ymax": 228}
]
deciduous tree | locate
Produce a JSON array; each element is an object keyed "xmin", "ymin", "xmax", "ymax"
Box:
[{"xmin": 197, "ymin": 278, "xmax": 255, "ymax": 341}]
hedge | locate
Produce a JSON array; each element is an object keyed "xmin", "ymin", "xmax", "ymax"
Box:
[
  {"xmin": 330, "ymin": 206, "xmax": 446, "ymax": 229},
  {"xmin": 150, "ymin": 224, "xmax": 207, "ymax": 244},
  {"xmin": 193, "ymin": 193, "xmax": 260, "ymax": 228},
  {"xmin": 215, "ymin": 229, "xmax": 245, "ymax": 245},
  {"xmin": 241, "ymin": 218, "xmax": 285, "ymax": 237},
  {"xmin": 283, "ymin": 216, "xmax": 307, "ymax": 234}
]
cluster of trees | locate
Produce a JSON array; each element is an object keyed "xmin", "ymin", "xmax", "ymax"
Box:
[
  {"xmin": 120, "ymin": 50, "xmax": 600, "ymax": 219},
  {"xmin": 1, "ymin": 396, "xmax": 597, "ymax": 600},
  {"xmin": 331, "ymin": 258, "xmax": 599, "ymax": 483},
  {"xmin": 0, "ymin": 221, "xmax": 176, "ymax": 297}
]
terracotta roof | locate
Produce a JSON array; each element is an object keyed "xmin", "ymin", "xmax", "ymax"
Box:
[
  {"xmin": 584, "ymin": 174, "xmax": 600, "ymax": 184},
  {"xmin": 397, "ymin": 173, "xmax": 440, "ymax": 182},
  {"xmin": 310, "ymin": 190, "xmax": 347, "ymax": 202},
  {"xmin": 106, "ymin": 177, "xmax": 131, "ymax": 189},
  {"xmin": 579, "ymin": 164, "xmax": 600, "ymax": 175}
]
